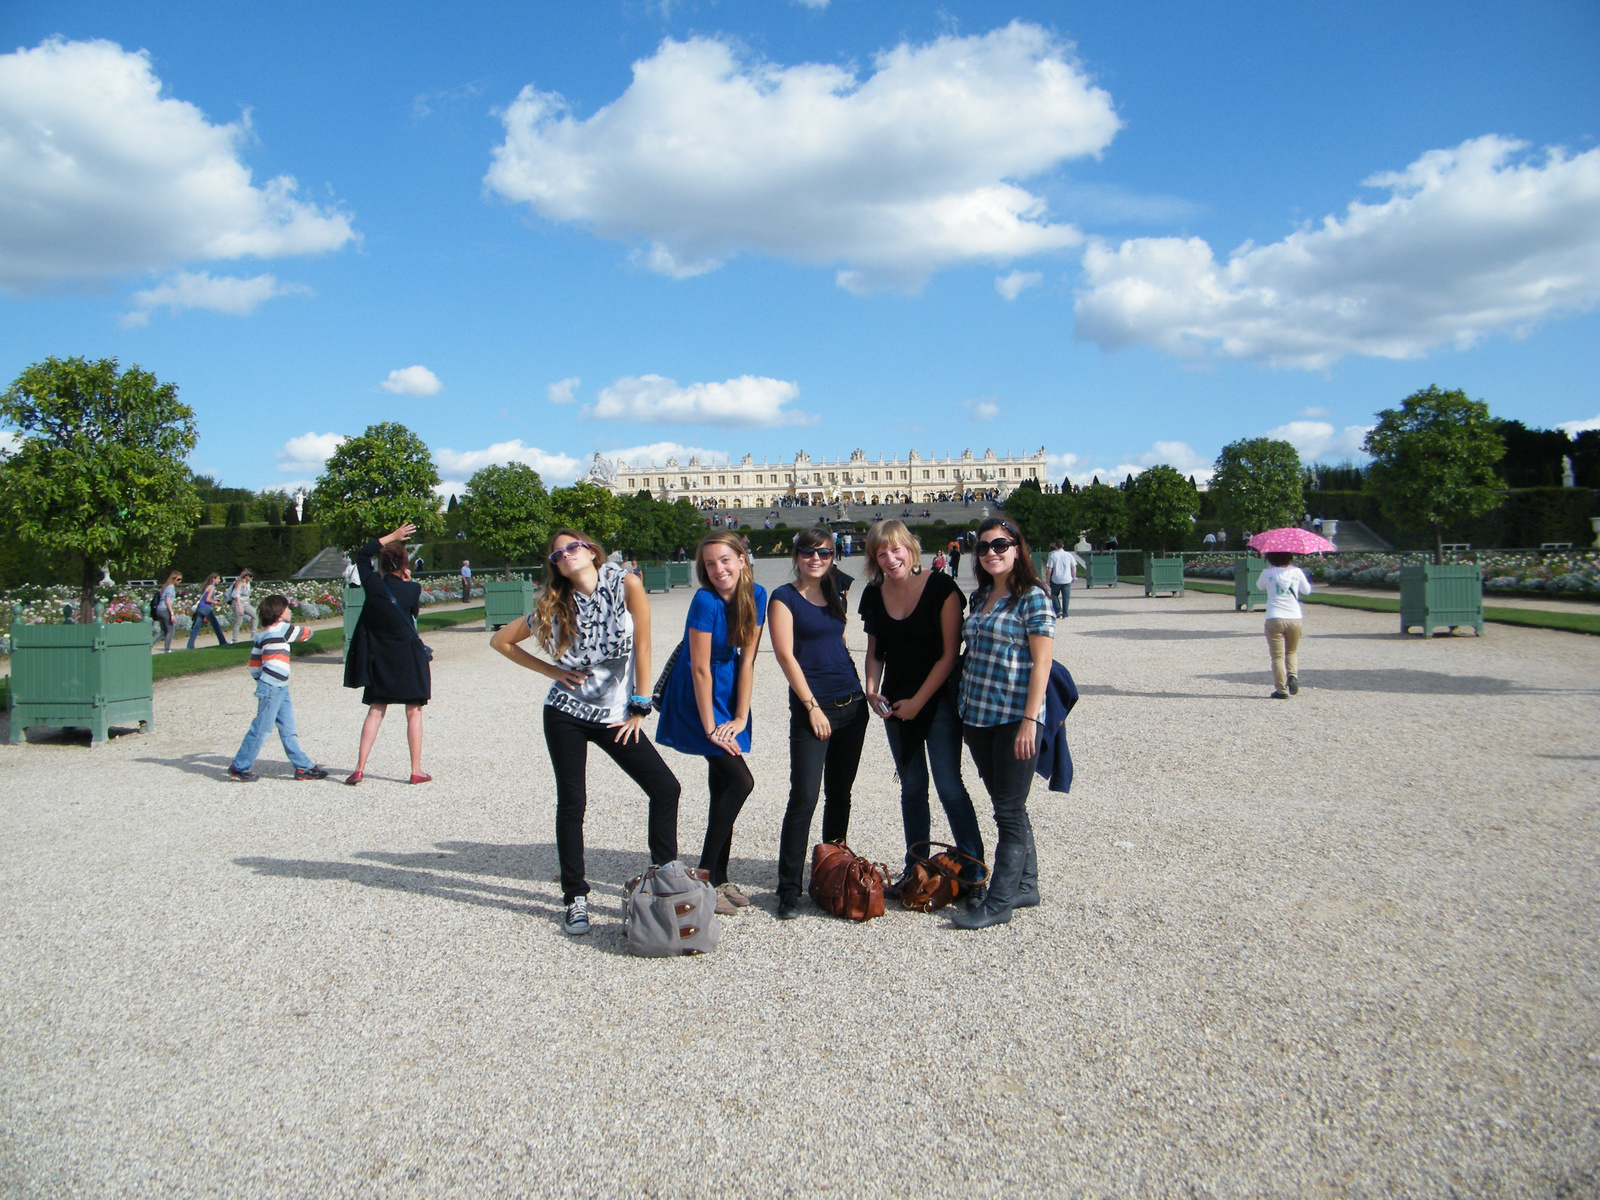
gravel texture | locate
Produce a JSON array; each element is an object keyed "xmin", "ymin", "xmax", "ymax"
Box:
[{"xmin": 2, "ymin": 560, "xmax": 1598, "ymax": 1198}]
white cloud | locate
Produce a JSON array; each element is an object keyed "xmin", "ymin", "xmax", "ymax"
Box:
[
  {"xmin": 601, "ymin": 442, "xmax": 730, "ymax": 468},
  {"xmin": 0, "ymin": 38, "xmax": 355, "ymax": 289},
  {"xmin": 120, "ymin": 270, "xmax": 308, "ymax": 326},
  {"xmin": 995, "ymin": 270, "xmax": 1043, "ymax": 301},
  {"xmin": 1050, "ymin": 440, "xmax": 1215, "ymax": 487},
  {"xmin": 1558, "ymin": 413, "xmax": 1600, "ymax": 435},
  {"xmin": 0, "ymin": 430, "xmax": 19, "ymax": 458},
  {"xmin": 1074, "ymin": 136, "xmax": 1600, "ymax": 369},
  {"xmin": 486, "ymin": 22, "xmax": 1118, "ymax": 292},
  {"xmin": 963, "ymin": 397, "xmax": 1000, "ymax": 421},
  {"xmin": 794, "ymin": 0, "xmax": 830, "ymax": 9},
  {"xmin": 1298, "ymin": 406, "xmax": 1331, "ymax": 419},
  {"xmin": 546, "ymin": 376, "xmax": 580, "ymax": 404},
  {"xmin": 277, "ymin": 431, "xmax": 347, "ymax": 476},
  {"xmin": 381, "ymin": 366, "xmax": 443, "ymax": 397},
  {"xmin": 435, "ymin": 440, "xmax": 582, "ymax": 486},
  {"xmin": 586, "ymin": 374, "xmax": 816, "ymax": 427},
  {"xmin": 1265, "ymin": 420, "xmax": 1372, "ymax": 463}
]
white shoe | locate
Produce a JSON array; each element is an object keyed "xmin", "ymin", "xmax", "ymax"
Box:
[{"xmin": 563, "ymin": 896, "xmax": 590, "ymax": 936}]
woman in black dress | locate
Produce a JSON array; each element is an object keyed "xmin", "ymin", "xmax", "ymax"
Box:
[{"xmin": 343, "ymin": 522, "xmax": 432, "ymax": 784}]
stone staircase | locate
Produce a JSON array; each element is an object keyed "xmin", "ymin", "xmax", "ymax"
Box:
[
  {"xmin": 294, "ymin": 547, "xmax": 351, "ymax": 579},
  {"xmin": 1327, "ymin": 520, "xmax": 1391, "ymax": 552}
]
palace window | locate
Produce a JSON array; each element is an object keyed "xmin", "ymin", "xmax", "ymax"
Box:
[
  {"xmin": 718, "ymin": 476, "xmax": 726, "ymax": 485},
  {"xmin": 681, "ymin": 476, "xmax": 689, "ymax": 486},
  {"xmin": 938, "ymin": 469, "xmax": 945, "ymax": 479},
  {"xmin": 899, "ymin": 471, "xmax": 907, "ymax": 480},
  {"xmin": 922, "ymin": 470, "xmax": 930, "ymax": 480},
  {"xmin": 626, "ymin": 479, "xmax": 635, "ymax": 489},
  {"xmin": 1030, "ymin": 467, "xmax": 1037, "ymax": 477},
  {"xmin": 871, "ymin": 471, "xmax": 878, "ymax": 481},
  {"xmin": 704, "ymin": 476, "xmax": 711, "ymax": 486}
]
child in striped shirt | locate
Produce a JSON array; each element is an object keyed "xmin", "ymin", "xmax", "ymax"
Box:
[{"xmin": 227, "ymin": 594, "xmax": 328, "ymax": 782}]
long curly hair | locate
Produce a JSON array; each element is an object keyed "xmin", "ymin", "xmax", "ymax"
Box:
[
  {"xmin": 533, "ymin": 528, "xmax": 603, "ymax": 656},
  {"xmin": 696, "ymin": 531, "xmax": 758, "ymax": 648},
  {"xmin": 971, "ymin": 517, "xmax": 1042, "ymax": 599}
]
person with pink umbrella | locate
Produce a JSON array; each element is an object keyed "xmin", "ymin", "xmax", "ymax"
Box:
[{"xmin": 1248, "ymin": 527, "xmax": 1333, "ymax": 699}]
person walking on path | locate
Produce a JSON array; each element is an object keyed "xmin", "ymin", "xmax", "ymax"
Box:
[
  {"xmin": 1259, "ymin": 551, "xmax": 1312, "ymax": 699},
  {"xmin": 1046, "ymin": 541, "xmax": 1085, "ymax": 617},
  {"xmin": 948, "ymin": 541, "xmax": 961, "ymax": 579},
  {"xmin": 226, "ymin": 594, "xmax": 328, "ymax": 782},
  {"xmin": 491, "ymin": 528, "xmax": 680, "ymax": 937},
  {"xmin": 655, "ymin": 531, "xmax": 767, "ymax": 917},
  {"xmin": 859, "ymin": 520, "xmax": 985, "ymax": 904},
  {"xmin": 228, "ymin": 569, "xmax": 257, "ymax": 641},
  {"xmin": 954, "ymin": 518, "xmax": 1055, "ymax": 930},
  {"xmin": 153, "ymin": 570, "xmax": 181, "ymax": 653},
  {"xmin": 185, "ymin": 573, "xmax": 230, "ymax": 649},
  {"xmin": 769, "ymin": 528, "xmax": 869, "ymax": 921},
  {"xmin": 343, "ymin": 523, "xmax": 432, "ymax": 785},
  {"xmin": 459, "ymin": 560, "xmax": 472, "ymax": 604}
]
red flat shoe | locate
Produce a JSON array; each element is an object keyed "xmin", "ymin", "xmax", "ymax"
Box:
[
  {"xmin": 344, "ymin": 771, "xmax": 363, "ymax": 785},
  {"xmin": 409, "ymin": 773, "xmax": 432, "ymax": 785}
]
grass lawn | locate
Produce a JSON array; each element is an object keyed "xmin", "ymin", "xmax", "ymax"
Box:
[{"xmin": 1179, "ymin": 579, "xmax": 1600, "ymax": 635}]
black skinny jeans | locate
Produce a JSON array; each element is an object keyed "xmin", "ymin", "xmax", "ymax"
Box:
[
  {"xmin": 700, "ymin": 754, "xmax": 755, "ymax": 886},
  {"xmin": 543, "ymin": 706, "xmax": 681, "ymax": 902},
  {"xmin": 776, "ymin": 694, "xmax": 869, "ymax": 902},
  {"xmin": 962, "ymin": 719, "xmax": 1037, "ymax": 851}
]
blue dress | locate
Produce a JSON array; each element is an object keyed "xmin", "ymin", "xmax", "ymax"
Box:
[{"xmin": 655, "ymin": 585, "xmax": 767, "ymax": 757}]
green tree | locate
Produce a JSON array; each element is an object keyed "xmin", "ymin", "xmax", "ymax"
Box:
[
  {"xmin": 549, "ymin": 480, "xmax": 624, "ymax": 548},
  {"xmin": 1001, "ymin": 487, "xmax": 1077, "ymax": 549},
  {"xmin": 310, "ymin": 422, "xmax": 443, "ymax": 551},
  {"xmin": 1210, "ymin": 438, "xmax": 1303, "ymax": 534},
  {"xmin": 1127, "ymin": 464, "xmax": 1199, "ymax": 552},
  {"xmin": 1364, "ymin": 385, "xmax": 1506, "ymax": 563},
  {"xmin": 1074, "ymin": 480, "xmax": 1129, "ymax": 547},
  {"xmin": 0, "ymin": 356, "xmax": 201, "ymax": 619},
  {"xmin": 461, "ymin": 463, "xmax": 552, "ymax": 577}
]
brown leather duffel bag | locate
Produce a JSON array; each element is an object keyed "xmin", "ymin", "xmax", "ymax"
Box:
[
  {"xmin": 898, "ymin": 841, "xmax": 990, "ymax": 913},
  {"xmin": 808, "ymin": 840, "xmax": 892, "ymax": 921}
]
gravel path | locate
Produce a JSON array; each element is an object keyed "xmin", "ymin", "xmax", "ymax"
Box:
[{"xmin": 2, "ymin": 564, "xmax": 1597, "ymax": 1197}]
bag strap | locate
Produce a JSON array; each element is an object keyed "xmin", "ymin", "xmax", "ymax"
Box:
[{"xmin": 908, "ymin": 840, "xmax": 990, "ymax": 886}]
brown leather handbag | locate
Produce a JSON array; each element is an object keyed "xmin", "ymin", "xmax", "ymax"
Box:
[
  {"xmin": 808, "ymin": 841, "xmax": 893, "ymax": 921},
  {"xmin": 898, "ymin": 841, "xmax": 990, "ymax": 913}
]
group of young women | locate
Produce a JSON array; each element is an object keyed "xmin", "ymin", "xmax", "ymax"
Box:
[{"xmin": 490, "ymin": 515, "xmax": 1056, "ymax": 936}]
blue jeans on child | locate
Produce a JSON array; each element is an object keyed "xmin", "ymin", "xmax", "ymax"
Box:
[{"xmin": 232, "ymin": 681, "xmax": 314, "ymax": 772}]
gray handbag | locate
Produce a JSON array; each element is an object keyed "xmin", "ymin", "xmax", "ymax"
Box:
[{"xmin": 623, "ymin": 861, "xmax": 722, "ymax": 957}]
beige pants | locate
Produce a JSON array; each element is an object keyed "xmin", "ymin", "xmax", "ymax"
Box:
[{"xmin": 1264, "ymin": 618, "xmax": 1303, "ymax": 694}]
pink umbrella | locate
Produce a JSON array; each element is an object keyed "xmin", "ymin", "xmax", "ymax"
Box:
[{"xmin": 1248, "ymin": 527, "xmax": 1336, "ymax": 555}]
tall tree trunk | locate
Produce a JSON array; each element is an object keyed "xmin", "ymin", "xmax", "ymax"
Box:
[
  {"xmin": 1432, "ymin": 523, "xmax": 1444, "ymax": 566},
  {"xmin": 79, "ymin": 558, "xmax": 100, "ymax": 625}
]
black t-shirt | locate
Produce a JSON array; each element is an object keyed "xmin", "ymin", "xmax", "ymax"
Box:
[{"xmin": 857, "ymin": 570, "xmax": 962, "ymax": 703}]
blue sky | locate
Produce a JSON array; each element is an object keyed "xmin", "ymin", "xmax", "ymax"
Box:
[{"xmin": 2, "ymin": 0, "xmax": 1597, "ymax": 498}]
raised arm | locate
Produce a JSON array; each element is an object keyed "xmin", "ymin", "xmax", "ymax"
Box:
[{"xmin": 491, "ymin": 615, "xmax": 587, "ymax": 687}]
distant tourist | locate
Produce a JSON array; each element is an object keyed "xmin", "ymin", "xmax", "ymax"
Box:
[
  {"xmin": 1044, "ymin": 541, "xmax": 1078, "ymax": 617},
  {"xmin": 343, "ymin": 523, "xmax": 432, "ymax": 785},
  {"xmin": 226, "ymin": 593, "xmax": 327, "ymax": 783},
  {"xmin": 153, "ymin": 570, "xmax": 181, "ymax": 653},
  {"xmin": 1203, "ymin": 532, "xmax": 1216, "ymax": 548},
  {"xmin": 1260, "ymin": 552, "xmax": 1313, "ymax": 700},
  {"xmin": 460, "ymin": 560, "xmax": 472, "ymax": 603},
  {"xmin": 186, "ymin": 573, "xmax": 230, "ymax": 649},
  {"xmin": 228, "ymin": 569, "xmax": 257, "ymax": 640}
]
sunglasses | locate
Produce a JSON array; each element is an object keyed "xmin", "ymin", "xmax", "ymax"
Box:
[
  {"xmin": 797, "ymin": 547, "xmax": 835, "ymax": 559},
  {"xmin": 976, "ymin": 537, "xmax": 1018, "ymax": 556},
  {"xmin": 548, "ymin": 542, "xmax": 593, "ymax": 564}
]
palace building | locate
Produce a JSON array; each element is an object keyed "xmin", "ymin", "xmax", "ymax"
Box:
[{"xmin": 584, "ymin": 447, "xmax": 1049, "ymax": 509}]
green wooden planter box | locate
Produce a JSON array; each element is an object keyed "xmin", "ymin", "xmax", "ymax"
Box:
[
  {"xmin": 1400, "ymin": 563, "xmax": 1484, "ymax": 637},
  {"xmin": 1233, "ymin": 555, "xmax": 1266, "ymax": 611},
  {"xmin": 1086, "ymin": 553, "xmax": 1119, "ymax": 588},
  {"xmin": 484, "ymin": 578, "xmax": 537, "ymax": 632},
  {"xmin": 642, "ymin": 564, "xmax": 671, "ymax": 593},
  {"xmin": 1031, "ymin": 550, "xmax": 1047, "ymax": 578},
  {"xmin": 342, "ymin": 583, "xmax": 365, "ymax": 662},
  {"xmin": 8, "ymin": 603, "xmax": 154, "ymax": 745},
  {"xmin": 1144, "ymin": 554, "xmax": 1185, "ymax": 597},
  {"xmin": 668, "ymin": 561, "xmax": 692, "ymax": 588}
]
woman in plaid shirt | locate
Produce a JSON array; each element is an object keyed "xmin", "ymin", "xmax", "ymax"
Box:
[{"xmin": 953, "ymin": 517, "xmax": 1055, "ymax": 929}]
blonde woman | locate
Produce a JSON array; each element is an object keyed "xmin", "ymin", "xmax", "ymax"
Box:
[
  {"xmin": 859, "ymin": 520, "xmax": 984, "ymax": 901},
  {"xmin": 492, "ymin": 528, "xmax": 679, "ymax": 937},
  {"xmin": 655, "ymin": 531, "xmax": 767, "ymax": 915},
  {"xmin": 154, "ymin": 570, "xmax": 182, "ymax": 652}
]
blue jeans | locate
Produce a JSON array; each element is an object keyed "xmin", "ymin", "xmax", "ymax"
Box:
[
  {"xmin": 884, "ymin": 685, "xmax": 984, "ymax": 877},
  {"xmin": 187, "ymin": 608, "xmax": 229, "ymax": 649},
  {"xmin": 232, "ymin": 681, "xmax": 314, "ymax": 772}
]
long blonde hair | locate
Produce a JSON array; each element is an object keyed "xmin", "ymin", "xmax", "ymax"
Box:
[
  {"xmin": 863, "ymin": 519, "xmax": 921, "ymax": 585},
  {"xmin": 696, "ymin": 531, "xmax": 758, "ymax": 648},
  {"xmin": 534, "ymin": 528, "xmax": 602, "ymax": 656}
]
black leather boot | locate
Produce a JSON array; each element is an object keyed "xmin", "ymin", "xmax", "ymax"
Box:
[
  {"xmin": 1013, "ymin": 826, "xmax": 1039, "ymax": 909},
  {"xmin": 951, "ymin": 842, "xmax": 1024, "ymax": 929}
]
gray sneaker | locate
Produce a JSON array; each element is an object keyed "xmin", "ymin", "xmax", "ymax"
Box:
[{"xmin": 563, "ymin": 896, "xmax": 590, "ymax": 936}]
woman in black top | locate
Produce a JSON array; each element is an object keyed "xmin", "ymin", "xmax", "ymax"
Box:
[
  {"xmin": 343, "ymin": 522, "xmax": 432, "ymax": 785},
  {"xmin": 768, "ymin": 526, "xmax": 868, "ymax": 920},
  {"xmin": 860, "ymin": 520, "xmax": 984, "ymax": 896}
]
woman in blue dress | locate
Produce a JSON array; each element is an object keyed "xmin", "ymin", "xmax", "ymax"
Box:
[{"xmin": 655, "ymin": 531, "xmax": 767, "ymax": 917}]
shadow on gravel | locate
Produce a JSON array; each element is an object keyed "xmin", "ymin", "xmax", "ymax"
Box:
[
  {"xmin": 1077, "ymin": 683, "xmax": 1255, "ymax": 702},
  {"xmin": 1536, "ymin": 753, "xmax": 1600, "ymax": 761},
  {"xmin": 1198, "ymin": 669, "xmax": 1595, "ymax": 696},
  {"xmin": 136, "ymin": 751, "xmax": 340, "ymax": 780},
  {"xmin": 1077, "ymin": 628, "xmax": 1256, "ymax": 641}
]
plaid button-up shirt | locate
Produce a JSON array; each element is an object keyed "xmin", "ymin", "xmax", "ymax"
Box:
[{"xmin": 958, "ymin": 585, "xmax": 1055, "ymax": 727}]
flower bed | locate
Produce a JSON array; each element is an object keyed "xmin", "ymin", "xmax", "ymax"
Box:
[{"xmin": 1183, "ymin": 551, "xmax": 1600, "ymax": 598}]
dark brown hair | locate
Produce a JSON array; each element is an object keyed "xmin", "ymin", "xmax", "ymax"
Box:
[
  {"xmin": 971, "ymin": 517, "xmax": 1042, "ymax": 598},
  {"xmin": 378, "ymin": 543, "xmax": 409, "ymax": 575},
  {"xmin": 257, "ymin": 594, "xmax": 290, "ymax": 626},
  {"xmin": 1265, "ymin": 552, "xmax": 1295, "ymax": 567},
  {"xmin": 791, "ymin": 526, "xmax": 846, "ymax": 622}
]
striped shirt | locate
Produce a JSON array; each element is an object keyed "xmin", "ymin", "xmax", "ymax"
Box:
[{"xmin": 249, "ymin": 620, "xmax": 313, "ymax": 687}]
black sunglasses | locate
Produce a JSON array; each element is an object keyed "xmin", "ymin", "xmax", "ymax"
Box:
[
  {"xmin": 976, "ymin": 537, "xmax": 1018, "ymax": 556},
  {"xmin": 797, "ymin": 547, "xmax": 835, "ymax": 559}
]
